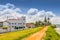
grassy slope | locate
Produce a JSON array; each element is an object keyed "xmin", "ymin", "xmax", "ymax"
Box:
[
  {"xmin": 44, "ymin": 26, "xmax": 60, "ymax": 40},
  {"xmin": 0, "ymin": 27, "xmax": 42, "ymax": 40}
]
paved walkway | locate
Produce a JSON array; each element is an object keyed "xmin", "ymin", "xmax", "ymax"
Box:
[{"xmin": 24, "ymin": 26, "xmax": 48, "ymax": 40}]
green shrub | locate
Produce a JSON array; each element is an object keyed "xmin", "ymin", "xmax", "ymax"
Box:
[
  {"xmin": 44, "ymin": 26, "xmax": 60, "ymax": 40},
  {"xmin": 50, "ymin": 25, "xmax": 56, "ymax": 28},
  {"xmin": 2, "ymin": 26, "xmax": 8, "ymax": 29}
]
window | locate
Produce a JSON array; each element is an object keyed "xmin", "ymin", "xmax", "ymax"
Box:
[
  {"xmin": 9, "ymin": 23, "xmax": 11, "ymax": 25},
  {"xmin": 23, "ymin": 23, "xmax": 25, "ymax": 25},
  {"xmin": 12, "ymin": 23, "xmax": 14, "ymax": 25},
  {"xmin": 0, "ymin": 22, "xmax": 3, "ymax": 27},
  {"xmin": 18, "ymin": 23, "xmax": 22, "ymax": 24},
  {"xmin": 23, "ymin": 19, "xmax": 25, "ymax": 20},
  {"xmin": 12, "ymin": 26, "xmax": 14, "ymax": 27},
  {"xmin": 15, "ymin": 23, "xmax": 16, "ymax": 25}
]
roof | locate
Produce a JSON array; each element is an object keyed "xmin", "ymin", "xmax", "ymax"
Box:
[
  {"xmin": 26, "ymin": 23, "xmax": 35, "ymax": 27},
  {"xmin": 0, "ymin": 17, "xmax": 23, "ymax": 22},
  {"xmin": 8, "ymin": 18, "xmax": 22, "ymax": 20}
]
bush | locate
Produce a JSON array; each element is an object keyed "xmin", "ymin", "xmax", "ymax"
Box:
[
  {"xmin": 51, "ymin": 25, "xmax": 56, "ymax": 28},
  {"xmin": 14, "ymin": 27, "xmax": 19, "ymax": 29},
  {"xmin": 14, "ymin": 26, "xmax": 25, "ymax": 29},
  {"xmin": 2, "ymin": 26, "xmax": 8, "ymax": 29}
]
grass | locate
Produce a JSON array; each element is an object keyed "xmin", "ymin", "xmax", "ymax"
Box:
[
  {"xmin": 0, "ymin": 27, "xmax": 42, "ymax": 40},
  {"xmin": 44, "ymin": 26, "xmax": 60, "ymax": 40}
]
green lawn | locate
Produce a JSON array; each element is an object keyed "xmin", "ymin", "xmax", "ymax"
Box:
[
  {"xmin": 44, "ymin": 26, "xmax": 60, "ymax": 40},
  {"xmin": 0, "ymin": 27, "xmax": 42, "ymax": 40}
]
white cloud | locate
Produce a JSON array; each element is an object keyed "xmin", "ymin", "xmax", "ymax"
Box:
[
  {"xmin": 14, "ymin": 8, "xmax": 22, "ymax": 12},
  {"xmin": 50, "ymin": 16, "xmax": 60, "ymax": 24},
  {"xmin": 6, "ymin": 3, "xmax": 15, "ymax": 9},
  {"xmin": 0, "ymin": 5, "xmax": 8, "ymax": 11},
  {"xmin": 27, "ymin": 8, "xmax": 38, "ymax": 15},
  {"xmin": 27, "ymin": 8, "xmax": 56, "ymax": 17},
  {"xmin": 46, "ymin": 11, "xmax": 56, "ymax": 17},
  {"xmin": 27, "ymin": 8, "xmax": 56, "ymax": 23},
  {"xmin": 36, "ymin": 10, "xmax": 56, "ymax": 17},
  {"xmin": 0, "ymin": 3, "xmax": 24, "ymax": 21},
  {"xmin": 0, "ymin": 3, "xmax": 60, "ymax": 24},
  {"xmin": 37, "ymin": 10, "xmax": 46, "ymax": 17}
]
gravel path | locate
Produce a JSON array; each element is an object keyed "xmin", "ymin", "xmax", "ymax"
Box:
[{"xmin": 24, "ymin": 26, "xmax": 48, "ymax": 40}]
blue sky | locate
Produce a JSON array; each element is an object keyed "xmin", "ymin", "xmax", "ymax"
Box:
[
  {"xmin": 0, "ymin": 0, "xmax": 60, "ymax": 16},
  {"xmin": 0, "ymin": 0, "xmax": 60, "ymax": 24}
]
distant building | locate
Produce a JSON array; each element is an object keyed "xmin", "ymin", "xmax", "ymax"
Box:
[
  {"xmin": 0, "ymin": 16, "xmax": 26, "ymax": 31},
  {"xmin": 26, "ymin": 23, "xmax": 35, "ymax": 28}
]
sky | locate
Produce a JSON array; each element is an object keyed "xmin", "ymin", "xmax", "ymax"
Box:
[
  {"xmin": 0, "ymin": 0, "xmax": 60, "ymax": 24},
  {"xmin": 0, "ymin": 0, "xmax": 60, "ymax": 15}
]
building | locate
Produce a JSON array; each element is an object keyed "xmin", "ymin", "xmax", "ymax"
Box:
[
  {"xmin": 26, "ymin": 23, "xmax": 35, "ymax": 28},
  {"xmin": 0, "ymin": 16, "xmax": 26, "ymax": 32}
]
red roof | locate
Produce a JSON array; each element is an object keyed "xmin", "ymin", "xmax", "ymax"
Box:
[{"xmin": 26, "ymin": 23, "xmax": 35, "ymax": 27}]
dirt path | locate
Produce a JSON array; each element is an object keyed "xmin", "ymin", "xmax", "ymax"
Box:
[{"xmin": 24, "ymin": 26, "xmax": 48, "ymax": 40}]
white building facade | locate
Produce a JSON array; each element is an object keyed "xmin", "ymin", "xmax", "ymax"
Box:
[{"xmin": 0, "ymin": 16, "xmax": 26, "ymax": 32}]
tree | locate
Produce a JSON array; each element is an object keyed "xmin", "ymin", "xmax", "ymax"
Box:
[
  {"xmin": 44, "ymin": 16, "xmax": 47, "ymax": 23},
  {"xmin": 35, "ymin": 21, "xmax": 39, "ymax": 26},
  {"xmin": 30, "ymin": 22, "xmax": 35, "ymax": 24},
  {"xmin": 47, "ymin": 17, "xmax": 51, "ymax": 25},
  {"xmin": 35, "ymin": 20, "xmax": 44, "ymax": 26},
  {"xmin": 47, "ymin": 17, "xmax": 50, "ymax": 23}
]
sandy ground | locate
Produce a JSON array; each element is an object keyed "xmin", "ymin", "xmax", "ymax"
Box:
[{"xmin": 24, "ymin": 26, "xmax": 48, "ymax": 40}]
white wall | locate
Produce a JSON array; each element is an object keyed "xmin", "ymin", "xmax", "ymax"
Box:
[
  {"xmin": 3, "ymin": 22, "xmax": 8, "ymax": 27},
  {"xmin": 7, "ymin": 19, "xmax": 25, "ymax": 27}
]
